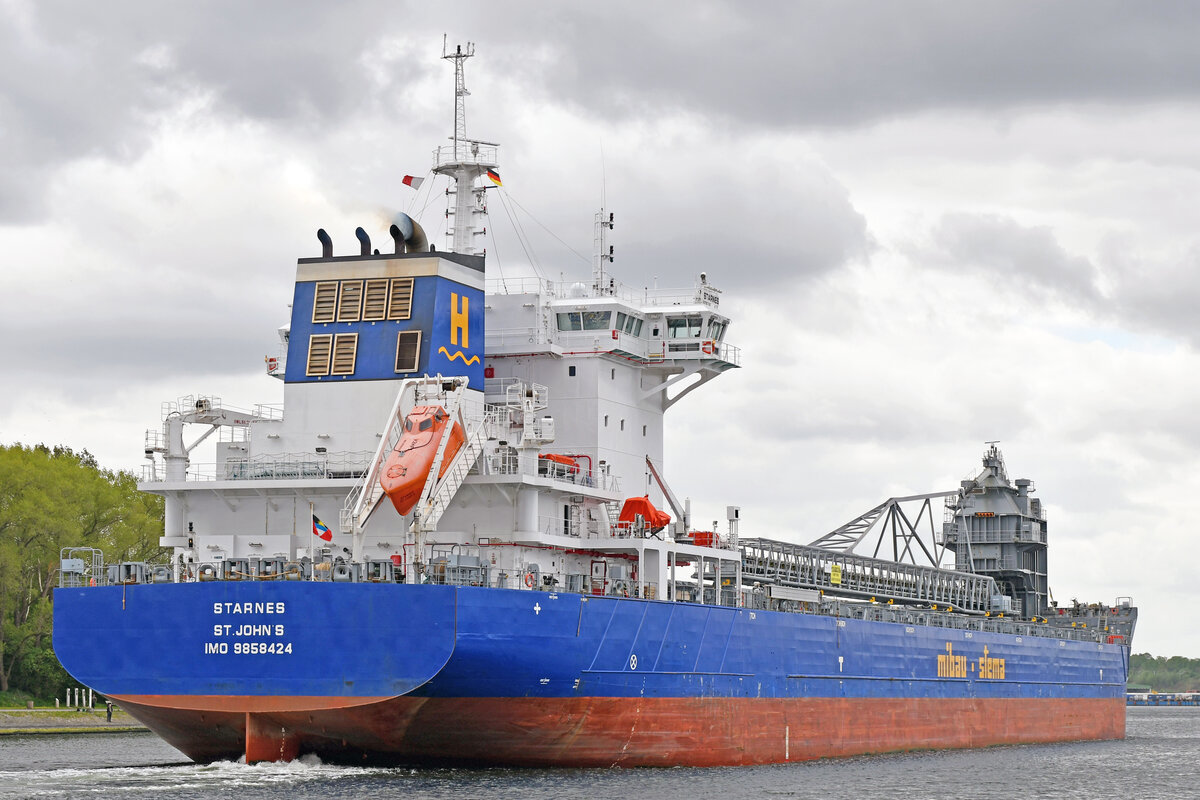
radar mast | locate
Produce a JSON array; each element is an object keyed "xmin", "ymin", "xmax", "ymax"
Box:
[{"xmin": 433, "ymin": 39, "xmax": 499, "ymax": 256}]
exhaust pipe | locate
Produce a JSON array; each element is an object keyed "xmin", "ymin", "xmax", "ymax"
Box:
[
  {"xmin": 390, "ymin": 212, "xmax": 430, "ymax": 254},
  {"xmin": 317, "ymin": 228, "xmax": 333, "ymax": 258}
]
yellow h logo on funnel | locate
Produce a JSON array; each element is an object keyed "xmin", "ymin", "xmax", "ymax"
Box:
[{"xmin": 450, "ymin": 293, "xmax": 469, "ymax": 349}]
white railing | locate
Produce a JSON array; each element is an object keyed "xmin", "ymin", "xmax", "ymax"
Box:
[
  {"xmin": 435, "ymin": 141, "xmax": 498, "ymax": 168},
  {"xmin": 141, "ymin": 450, "xmax": 373, "ymax": 482},
  {"xmin": 484, "ymin": 278, "xmax": 721, "ymax": 310},
  {"xmin": 476, "ymin": 450, "xmax": 621, "ymax": 493},
  {"xmin": 485, "ymin": 326, "xmax": 554, "ymax": 350}
]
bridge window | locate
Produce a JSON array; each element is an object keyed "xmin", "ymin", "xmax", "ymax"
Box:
[
  {"xmin": 667, "ymin": 317, "xmax": 702, "ymax": 339},
  {"xmin": 306, "ymin": 334, "xmax": 333, "ymax": 376},
  {"xmin": 558, "ymin": 311, "xmax": 611, "ymax": 331},
  {"xmin": 330, "ymin": 334, "xmax": 358, "ymax": 375},
  {"xmin": 582, "ymin": 311, "xmax": 611, "ymax": 330},
  {"xmin": 312, "ymin": 282, "xmax": 338, "ymax": 323},
  {"xmin": 337, "ymin": 281, "xmax": 364, "ymax": 322},
  {"xmin": 395, "ymin": 330, "xmax": 422, "ymax": 373},
  {"xmin": 626, "ymin": 316, "xmax": 643, "ymax": 336}
]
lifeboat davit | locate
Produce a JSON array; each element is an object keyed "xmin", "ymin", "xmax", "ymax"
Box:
[
  {"xmin": 616, "ymin": 495, "xmax": 672, "ymax": 534},
  {"xmin": 380, "ymin": 405, "xmax": 465, "ymax": 516}
]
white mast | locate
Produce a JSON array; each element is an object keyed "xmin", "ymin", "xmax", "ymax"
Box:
[
  {"xmin": 433, "ymin": 40, "xmax": 498, "ymax": 256},
  {"xmin": 593, "ymin": 209, "xmax": 614, "ymax": 294}
]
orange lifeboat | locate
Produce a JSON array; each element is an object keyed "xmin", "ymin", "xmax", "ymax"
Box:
[
  {"xmin": 616, "ymin": 495, "xmax": 672, "ymax": 535},
  {"xmin": 538, "ymin": 453, "xmax": 580, "ymax": 477},
  {"xmin": 379, "ymin": 405, "xmax": 465, "ymax": 516}
]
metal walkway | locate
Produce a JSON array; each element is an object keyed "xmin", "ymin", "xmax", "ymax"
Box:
[{"xmin": 740, "ymin": 537, "xmax": 999, "ymax": 613}]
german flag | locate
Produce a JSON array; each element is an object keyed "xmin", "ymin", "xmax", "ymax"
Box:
[{"xmin": 486, "ymin": 168, "xmax": 502, "ymax": 187}]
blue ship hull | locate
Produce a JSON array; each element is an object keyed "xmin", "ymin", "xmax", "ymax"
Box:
[{"xmin": 53, "ymin": 583, "xmax": 1128, "ymax": 765}]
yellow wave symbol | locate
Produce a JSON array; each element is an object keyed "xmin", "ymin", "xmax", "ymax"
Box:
[{"xmin": 438, "ymin": 346, "xmax": 480, "ymax": 365}]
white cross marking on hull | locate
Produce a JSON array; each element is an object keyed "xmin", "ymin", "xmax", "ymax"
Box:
[{"xmin": 533, "ymin": 603, "xmax": 542, "ymax": 615}]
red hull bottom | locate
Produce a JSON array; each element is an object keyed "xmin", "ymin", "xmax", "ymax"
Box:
[{"xmin": 114, "ymin": 695, "xmax": 1126, "ymax": 767}]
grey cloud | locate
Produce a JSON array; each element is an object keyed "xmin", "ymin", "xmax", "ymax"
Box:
[
  {"xmin": 485, "ymin": 1, "xmax": 1200, "ymax": 129},
  {"xmin": 1104, "ymin": 243, "xmax": 1200, "ymax": 348},
  {"xmin": 9, "ymin": 1, "xmax": 1200, "ymax": 225},
  {"xmin": 923, "ymin": 213, "xmax": 1102, "ymax": 305},
  {"xmin": 920, "ymin": 213, "xmax": 1200, "ymax": 350}
]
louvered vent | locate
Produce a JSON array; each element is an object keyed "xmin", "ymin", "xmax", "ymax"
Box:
[
  {"xmin": 312, "ymin": 282, "xmax": 338, "ymax": 323},
  {"xmin": 395, "ymin": 330, "xmax": 422, "ymax": 373},
  {"xmin": 363, "ymin": 279, "xmax": 389, "ymax": 320},
  {"xmin": 331, "ymin": 334, "xmax": 358, "ymax": 376},
  {"xmin": 387, "ymin": 278, "xmax": 415, "ymax": 320},
  {"xmin": 306, "ymin": 334, "xmax": 333, "ymax": 376},
  {"xmin": 337, "ymin": 280, "xmax": 364, "ymax": 322}
]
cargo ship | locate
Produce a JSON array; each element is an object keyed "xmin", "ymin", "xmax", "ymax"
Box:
[{"xmin": 53, "ymin": 42, "xmax": 1137, "ymax": 766}]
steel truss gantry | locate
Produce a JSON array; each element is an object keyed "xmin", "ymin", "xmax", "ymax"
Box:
[{"xmin": 740, "ymin": 537, "xmax": 998, "ymax": 613}]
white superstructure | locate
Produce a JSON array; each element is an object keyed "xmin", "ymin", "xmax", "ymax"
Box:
[{"xmin": 139, "ymin": 42, "xmax": 745, "ymax": 604}]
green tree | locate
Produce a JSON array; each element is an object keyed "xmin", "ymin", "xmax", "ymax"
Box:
[
  {"xmin": 0, "ymin": 443, "xmax": 164, "ymax": 695},
  {"xmin": 1129, "ymin": 653, "xmax": 1200, "ymax": 692}
]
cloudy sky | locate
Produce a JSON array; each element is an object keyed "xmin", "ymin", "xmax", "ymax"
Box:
[{"xmin": 4, "ymin": 1, "xmax": 1199, "ymax": 655}]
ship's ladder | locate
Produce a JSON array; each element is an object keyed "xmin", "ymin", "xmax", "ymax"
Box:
[
  {"xmin": 604, "ymin": 501, "xmax": 622, "ymax": 536},
  {"xmin": 342, "ymin": 376, "xmax": 486, "ymax": 537},
  {"xmin": 341, "ymin": 379, "xmax": 422, "ymax": 536},
  {"xmin": 413, "ymin": 391, "xmax": 488, "ymax": 533}
]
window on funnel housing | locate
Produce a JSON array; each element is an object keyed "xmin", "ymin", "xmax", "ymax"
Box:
[
  {"xmin": 312, "ymin": 282, "xmax": 338, "ymax": 323},
  {"xmin": 306, "ymin": 334, "xmax": 333, "ymax": 376},
  {"xmin": 330, "ymin": 334, "xmax": 358, "ymax": 376},
  {"xmin": 337, "ymin": 281, "xmax": 364, "ymax": 322},
  {"xmin": 387, "ymin": 278, "xmax": 414, "ymax": 320},
  {"xmin": 395, "ymin": 330, "xmax": 422, "ymax": 373},
  {"xmin": 363, "ymin": 279, "xmax": 389, "ymax": 320}
]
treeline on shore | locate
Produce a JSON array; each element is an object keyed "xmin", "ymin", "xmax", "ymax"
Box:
[
  {"xmin": 0, "ymin": 443, "xmax": 164, "ymax": 702},
  {"xmin": 1129, "ymin": 653, "xmax": 1200, "ymax": 692}
]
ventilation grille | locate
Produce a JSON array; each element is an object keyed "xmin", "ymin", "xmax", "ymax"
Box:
[
  {"xmin": 337, "ymin": 280, "xmax": 364, "ymax": 322},
  {"xmin": 388, "ymin": 278, "xmax": 415, "ymax": 320},
  {"xmin": 331, "ymin": 334, "xmax": 358, "ymax": 376},
  {"xmin": 395, "ymin": 330, "xmax": 422, "ymax": 373},
  {"xmin": 312, "ymin": 282, "xmax": 338, "ymax": 323},
  {"xmin": 306, "ymin": 334, "xmax": 333, "ymax": 376},
  {"xmin": 363, "ymin": 279, "xmax": 389, "ymax": 320}
]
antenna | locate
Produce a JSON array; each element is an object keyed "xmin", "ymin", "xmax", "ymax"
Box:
[
  {"xmin": 433, "ymin": 40, "xmax": 498, "ymax": 256},
  {"xmin": 442, "ymin": 38, "xmax": 474, "ymax": 162},
  {"xmin": 593, "ymin": 209, "xmax": 614, "ymax": 294}
]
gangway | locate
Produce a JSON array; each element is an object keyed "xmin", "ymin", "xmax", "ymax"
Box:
[{"xmin": 740, "ymin": 537, "xmax": 999, "ymax": 613}]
